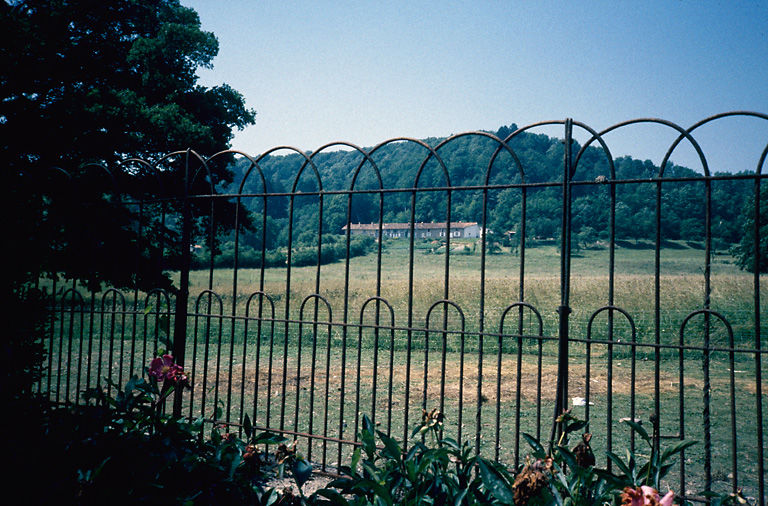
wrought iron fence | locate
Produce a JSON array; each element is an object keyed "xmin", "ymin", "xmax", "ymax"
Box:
[{"xmin": 38, "ymin": 112, "xmax": 767, "ymax": 504}]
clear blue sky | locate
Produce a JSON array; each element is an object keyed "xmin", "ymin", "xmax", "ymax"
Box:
[{"xmin": 182, "ymin": 0, "xmax": 768, "ymax": 173}]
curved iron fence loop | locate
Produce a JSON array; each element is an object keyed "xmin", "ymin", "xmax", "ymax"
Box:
[
  {"xmin": 570, "ymin": 121, "xmax": 616, "ymax": 180},
  {"xmin": 678, "ymin": 308, "xmax": 736, "ymax": 498},
  {"xmin": 670, "ymin": 112, "xmax": 768, "ymax": 176},
  {"xmin": 584, "ymin": 305, "xmax": 638, "ymax": 460},
  {"xmin": 497, "ymin": 301, "xmax": 546, "ymax": 464},
  {"xmin": 352, "ymin": 296, "xmax": 397, "ymax": 447}
]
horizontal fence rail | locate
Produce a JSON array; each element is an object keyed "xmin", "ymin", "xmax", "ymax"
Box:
[{"xmin": 36, "ymin": 113, "xmax": 767, "ymax": 504}]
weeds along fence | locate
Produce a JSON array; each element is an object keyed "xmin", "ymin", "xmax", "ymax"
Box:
[{"xmin": 37, "ymin": 113, "xmax": 767, "ymax": 504}]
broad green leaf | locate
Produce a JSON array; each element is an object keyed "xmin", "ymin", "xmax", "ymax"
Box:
[
  {"xmin": 661, "ymin": 439, "xmax": 697, "ymax": 462},
  {"xmin": 522, "ymin": 432, "xmax": 547, "ymax": 459},
  {"xmin": 565, "ymin": 420, "xmax": 588, "ymax": 434},
  {"xmin": 441, "ymin": 437, "xmax": 460, "ymax": 450},
  {"xmin": 377, "ymin": 431, "xmax": 402, "ymax": 460},
  {"xmin": 293, "ymin": 458, "xmax": 313, "ymax": 489},
  {"xmin": 477, "ymin": 459, "xmax": 515, "ymax": 503},
  {"xmin": 243, "ymin": 413, "xmax": 253, "ymax": 438},
  {"xmin": 606, "ymin": 451, "xmax": 632, "ymax": 479}
]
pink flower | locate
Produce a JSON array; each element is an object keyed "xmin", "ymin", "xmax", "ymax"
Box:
[
  {"xmin": 149, "ymin": 354, "xmax": 189, "ymax": 386},
  {"xmin": 621, "ymin": 486, "xmax": 675, "ymax": 506},
  {"xmin": 149, "ymin": 354, "xmax": 175, "ymax": 380}
]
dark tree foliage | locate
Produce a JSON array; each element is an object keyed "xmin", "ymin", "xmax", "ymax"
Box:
[
  {"xmin": 228, "ymin": 130, "xmax": 751, "ymax": 250},
  {"xmin": 732, "ymin": 182, "xmax": 768, "ymax": 273},
  {"xmin": 3, "ymin": 0, "xmax": 255, "ymax": 292}
]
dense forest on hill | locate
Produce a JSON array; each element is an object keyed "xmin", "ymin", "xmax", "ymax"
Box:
[{"xmin": 197, "ymin": 125, "xmax": 755, "ymax": 268}]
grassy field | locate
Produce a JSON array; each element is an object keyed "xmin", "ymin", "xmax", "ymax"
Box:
[{"xmin": 46, "ymin": 239, "xmax": 767, "ymax": 500}]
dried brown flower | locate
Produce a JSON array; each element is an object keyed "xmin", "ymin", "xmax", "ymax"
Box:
[{"xmin": 512, "ymin": 457, "xmax": 553, "ymax": 505}]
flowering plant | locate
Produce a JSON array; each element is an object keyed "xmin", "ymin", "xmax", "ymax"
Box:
[{"xmin": 148, "ymin": 353, "xmax": 188, "ymax": 384}]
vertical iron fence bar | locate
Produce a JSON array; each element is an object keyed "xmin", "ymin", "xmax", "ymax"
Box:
[
  {"xmin": 703, "ymin": 177, "xmax": 713, "ymax": 495},
  {"xmin": 199, "ymin": 298, "xmax": 210, "ymax": 421},
  {"xmin": 188, "ymin": 301, "xmax": 200, "ymax": 420},
  {"xmin": 105, "ymin": 291, "xmax": 119, "ymax": 397},
  {"xmin": 259, "ymin": 193, "xmax": 269, "ymax": 428},
  {"xmin": 727, "ymin": 314, "xmax": 738, "ymax": 493},
  {"xmin": 321, "ymin": 315, "xmax": 332, "ymax": 469},
  {"xmin": 306, "ymin": 305, "xmax": 318, "ymax": 462},
  {"xmin": 85, "ymin": 290, "xmax": 96, "ymax": 400},
  {"xmin": 376, "ymin": 205, "xmax": 385, "ymax": 435},
  {"xmin": 516, "ymin": 182, "xmax": 528, "ymax": 458},
  {"xmin": 404, "ymin": 188, "xmax": 417, "ymax": 449},
  {"xmin": 55, "ymin": 287, "xmax": 64, "ymax": 403},
  {"xmin": 678, "ymin": 307, "xmax": 687, "ymax": 494},
  {"xmin": 65, "ymin": 284, "xmax": 77, "ymax": 404},
  {"xmin": 47, "ymin": 276, "xmax": 57, "ymax": 399},
  {"xmin": 654, "ymin": 178, "xmax": 662, "ymax": 462},
  {"xmin": 74, "ymin": 286, "xmax": 85, "ymax": 404},
  {"xmin": 231, "ymin": 191, "xmax": 242, "ymax": 430},
  {"xmin": 315, "ymin": 195, "xmax": 325, "ymax": 466},
  {"xmin": 213, "ymin": 302, "xmax": 224, "ymax": 424},
  {"xmin": 354, "ymin": 308, "xmax": 363, "ymax": 444},
  {"xmin": 553, "ymin": 119, "xmax": 573, "ymax": 445},
  {"xmin": 443, "ymin": 190, "xmax": 452, "ymax": 440},
  {"xmin": 172, "ymin": 152, "xmax": 192, "ymax": 418},
  {"xmin": 753, "ymin": 170, "xmax": 765, "ymax": 506},
  {"xmin": 130, "ymin": 200, "xmax": 143, "ymax": 378},
  {"xmin": 608, "ymin": 163, "xmax": 618, "ymax": 459},
  {"xmin": 254, "ymin": 187, "xmax": 269, "ymax": 436},
  {"xmin": 117, "ymin": 291, "xmax": 127, "ymax": 389},
  {"xmin": 294, "ymin": 317, "xmax": 304, "ymax": 446},
  {"xmin": 282, "ymin": 190, "xmax": 296, "ymax": 435},
  {"xmin": 339, "ymin": 190, "xmax": 353, "ymax": 466},
  {"xmin": 478, "ymin": 183, "xmax": 488, "ymax": 459}
]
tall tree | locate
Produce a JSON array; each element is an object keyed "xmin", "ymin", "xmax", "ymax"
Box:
[{"xmin": 3, "ymin": 0, "xmax": 255, "ymax": 291}]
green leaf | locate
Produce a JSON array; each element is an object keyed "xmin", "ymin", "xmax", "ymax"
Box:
[
  {"xmin": 377, "ymin": 431, "xmax": 402, "ymax": 460},
  {"xmin": 522, "ymin": 432, "xmax": 547, "ymax": 459},
  {"xmin": 252, "ymin": 431, "xmax": 286, "ymax": 445},
  {"xmin": 313, "ymin": 488, "xmax": 350, "ymax": 506},
  {"xmin": 565, "ymin": 420, "xmax": 588, "ymax": 434},
  {"xmin": 557, "ymin": 446, "xmax": 578, "ymax": 470},
  {"xmin": 211, "ymin": 426, "xmax": 222, "ymax": 446},
  {"xmin": 349, "ymin": 447, "xmax": 361, "ymax": 475},
  {"xmin": 477, "ymin": 459, "xmax": 515, "ymax": 503},
  {"xmin": 292, "ymin": 458, "xmax": 313, "ymax": 489},
  {"xmin": 661, "ymin": 439, "xmax": 697, "ymax": 462},
  {"xmin": 243, "ymin": 413, "xmax": 253, "ymax": 439},
  {"xmin": 621, "ymin": 419, "xmax": 650, "ymax": 443},
  {"xmin": 441, "ymin": 437, "xmax": 460, "ymax": 451},
  {"xmin": 453, "ymin": 488, "xmax": 468, "ymax": 506},
  {"xmin": 606, "ymin": 451, "xmax": 633, "ymax": 480}
]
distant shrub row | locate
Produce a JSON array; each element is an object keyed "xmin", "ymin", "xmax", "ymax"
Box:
[{"xmin": 191, "ymin": 235, "xmax": 375, "ymax": 269}]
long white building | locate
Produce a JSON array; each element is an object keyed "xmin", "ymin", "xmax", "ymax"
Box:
[{"xmin": 342, "ymin": 221, "xmax": 482, "ymax": 239}]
